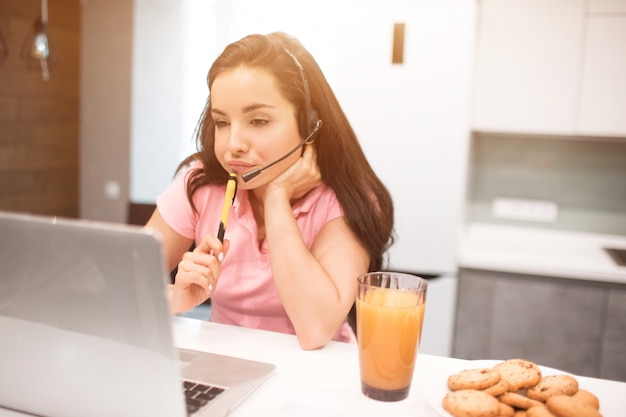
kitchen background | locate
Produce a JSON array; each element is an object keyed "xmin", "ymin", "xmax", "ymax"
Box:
[{"xmin": 1, "ymin": 0, "xmax": 625, "ymax": 380}]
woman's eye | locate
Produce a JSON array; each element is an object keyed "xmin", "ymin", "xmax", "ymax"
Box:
[
  {"xmin": 250, "ymin": 118, "xmax": 268, "ymax": 127},
  {"xmin": 214, "ymin": 120, "xmax": 229, "ymax": 128}
]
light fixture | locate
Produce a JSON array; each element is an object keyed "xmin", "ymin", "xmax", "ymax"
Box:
[{"xmin": 21, "ymin": 0, "xmax": 51, "ymax": 81}]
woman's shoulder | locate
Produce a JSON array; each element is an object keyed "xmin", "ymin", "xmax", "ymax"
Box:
[
  {"xmin": 179, "ymin": 158, "xmax": 204, "ymax": 178},
  {"xmin": 316, "ymin": 184, "xmax": 339, "ymax": 203},
  {"xmin": 176, "ymin": 160, "xmax": 225, "ymax": 201},
  {"xmin": 294, "ymin": 185, "xmax": 342, "ymax": 216},
  {"xmin": 300, "ymin": 184, "xmax": 336, "ymax": 203}
]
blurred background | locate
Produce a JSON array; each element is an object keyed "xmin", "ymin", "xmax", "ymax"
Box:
[{"xmin": 1, "ymin": 0, "xmax": 625, "ymax": 380}]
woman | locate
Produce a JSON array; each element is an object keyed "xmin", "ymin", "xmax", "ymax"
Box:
[{"xmin": 146, "ymin": 32, "xmax": 394, "ymax": 349}]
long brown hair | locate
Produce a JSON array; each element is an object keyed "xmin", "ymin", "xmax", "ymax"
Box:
[{"xmin": 177, "ymin": 32, "xmax": 394, "ymax": 271}]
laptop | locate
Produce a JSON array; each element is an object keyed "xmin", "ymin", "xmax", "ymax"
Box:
[{"xmin": 0, "ymin": 210, "xmax": 275, "ymax": 417}]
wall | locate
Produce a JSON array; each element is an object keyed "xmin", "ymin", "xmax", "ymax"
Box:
[
  {"xmin": 0, "ymin": 0, "xmax": 80, "ymax": 218},
  {"xmin": 467, "ymin": 133, "xmax": 626, "ymax": 235},
  {"xmin": 130, "ymin": 0, "xmax": 184, "ymax": 205},
  {"xmin": 80, "ymin": 0, "xmax": 133, "ymax": 221}
]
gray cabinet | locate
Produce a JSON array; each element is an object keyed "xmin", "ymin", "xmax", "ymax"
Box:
[
  {"xmin": 600, "ymin": 287, "xmax": 626, "ymax": 380},
  {"xmin": 453, "ymin": 268, "xmax": 626, "ymax": 381}
]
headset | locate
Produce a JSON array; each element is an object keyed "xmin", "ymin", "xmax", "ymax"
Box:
[{"xmin": 283, "ymin": 48, "xmax": 321, "ymax": 139}]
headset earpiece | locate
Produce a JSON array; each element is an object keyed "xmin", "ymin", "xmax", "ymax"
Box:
[
  {"xmin": 284, "ymin": 48, "xmax": 321, "ymax": 140},
  {"xmin": 299, "ymin": 108, "xmax": 319, "ymax": 140}
]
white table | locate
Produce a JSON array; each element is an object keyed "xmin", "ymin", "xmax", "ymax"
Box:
[
  {"xmin": 171, "ymin": 317, "xmax": 626, "ymax": 417},
  {"xmin": 1, "ymin": 317, "xmax": 624, "ymax": 416}
]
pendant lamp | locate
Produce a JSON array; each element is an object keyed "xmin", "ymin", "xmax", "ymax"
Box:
[{"xmin": 21, "ymin": 0, "xmax": 51, "ymax": 81}]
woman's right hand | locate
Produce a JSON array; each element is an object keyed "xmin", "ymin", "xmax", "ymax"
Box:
[
  {"xmin": 265, "ymin": 143, "xmax": 322, "ymax": 202},
  {"xmin": 170, "ymin": 234, "xmax": 228, "ymax": 314}
]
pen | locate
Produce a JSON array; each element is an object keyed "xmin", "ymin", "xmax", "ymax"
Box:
[{"xmin": 217, "ymin": 170, "xmax": 238, "ymax": 243}]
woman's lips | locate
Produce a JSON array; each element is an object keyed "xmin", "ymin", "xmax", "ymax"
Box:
[{"xmin": 228, "ymin": 163, "xmax": 254, "ymax": 174}]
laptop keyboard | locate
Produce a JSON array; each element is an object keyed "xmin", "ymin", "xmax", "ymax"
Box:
[{"xmin": 183, "ymin": 380, "xmax": 225, "ymax": 415}]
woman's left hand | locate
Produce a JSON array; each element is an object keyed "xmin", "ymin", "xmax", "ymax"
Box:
[{"xmin": 267, "ymin": 144, "xmax": 322, "ymax": 200}]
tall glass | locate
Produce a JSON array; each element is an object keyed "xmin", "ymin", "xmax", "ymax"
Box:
[{"xmin": 356, "ymin": 272, "xmax": 428, "ymax": 401}]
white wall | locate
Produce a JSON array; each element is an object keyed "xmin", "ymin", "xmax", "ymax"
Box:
[{"xmin": 130, "ymin": 0, "xmax": 184, "ymax": 203}]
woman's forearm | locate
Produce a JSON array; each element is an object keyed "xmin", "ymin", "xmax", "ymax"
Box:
[{"xmin": 263, "ymin": 189, "xmax": 359, "ymax": 349}]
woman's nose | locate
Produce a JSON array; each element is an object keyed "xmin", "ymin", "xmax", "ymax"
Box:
[{"xmin": 226, "ymin": 123, "xmax": 249, "ymax": 153}]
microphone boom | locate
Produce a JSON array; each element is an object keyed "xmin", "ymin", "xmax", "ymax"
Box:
[{"xmin": 241, "ymin": 120, "xmax": 322, "ymax": 182}]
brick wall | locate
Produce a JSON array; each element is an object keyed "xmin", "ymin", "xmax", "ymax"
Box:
[{"xmin": 0, "ymin": 0, "xmax": 80, "ymax": 218}]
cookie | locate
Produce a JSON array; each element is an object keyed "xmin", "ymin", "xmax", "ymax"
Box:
[
  {"xmin": 482, "ymin": 378, "xmax": 510, "ymax": 396},
  {"xmin": 546, "ymin": 395, "xmax": 602, "ymax": 417},
  {"xmin": 499, "ymin": 401, "xmax": 516, "ymax": 417},
  {"xmin": 493, "ymin": 359, "xmax": 542, "ymax": 391},
  {"xmin": 571, "ymin": 389, "xmax": 600, "ymax": 410},
  {"xmin": 448, "ymin": 368, "xmax": 501, "ymax": 391},
  {"xmin": 442, "ymin": 389, "xmax": 502, "ymax": 417},
  {"xmin": 526, "ymin": 405, "xmax": 557, "ymax": 417},
  {"xmin": 513, "ymin": 411, "xmax": 527, "ymax": 417},
  {"xmin": 527, "ymin": 375, "xmax": 579, "ymax": 402},
  {"xmin": 499, "ymin": 392, "xmax": 544, "ymax": 410}
]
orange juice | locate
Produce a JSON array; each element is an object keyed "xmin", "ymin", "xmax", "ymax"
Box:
[{"xmin": 357, "ymin": 289, "xmax": 425, "ymax": 395}]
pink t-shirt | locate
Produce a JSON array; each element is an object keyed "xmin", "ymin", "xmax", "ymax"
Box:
[{"xmin": 156, "ymin": 163, "xmax": 356, "ymax": 343}]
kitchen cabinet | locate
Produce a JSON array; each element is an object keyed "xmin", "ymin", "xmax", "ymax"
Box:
[
  {"xmin": 453, "ymin": 268, "xmax": 626, "ymax": 382},
  {"xmin": 600, "ymin": 287, "xmax": 626, "ymax": 381},
  {"xmin": 473, "ymin": 0, "xmax": 626, "ymax": 137},
  {"xmin": 472, "ymin": 0, "xmax": 586, "ymax": 134},
  {"xmin": 589, "ymin": 0, "xmax": 626, "ymax": 13},
  {"xmin": 577, "ymin": 15, "xmax": 626, "ymax": 137}
]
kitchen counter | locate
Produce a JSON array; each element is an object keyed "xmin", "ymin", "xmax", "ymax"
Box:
[
  {"xmin": 458, "ymin": 223, "xmax": 626, "ymax": 284},
  {"xmin": 4, "ymin": 317, "xmax": 626, "ymax": 416}
]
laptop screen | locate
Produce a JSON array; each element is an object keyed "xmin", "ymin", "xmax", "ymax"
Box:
[{"xmin": 0, "ymin": 211, "xmax": 187, "ymax": 417}]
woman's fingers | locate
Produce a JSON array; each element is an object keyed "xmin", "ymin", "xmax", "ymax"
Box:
[
  {"xmin": 179, "ymin": 251, "xmax": 219, "ymax": 292},
  {"xmin": 194, "ymin": 233, "xmax": 224, "ymax": 258},
  {"xmin": 172, "ymin": 235, "xmax": 229, "ymax": 312}
]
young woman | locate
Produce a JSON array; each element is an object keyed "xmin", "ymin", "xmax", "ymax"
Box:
[{"xmin": 146, "ymin": 32, "xmax": 394, "ymax": 349}]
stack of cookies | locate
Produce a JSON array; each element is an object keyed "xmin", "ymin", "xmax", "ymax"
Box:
[{"xmin": 442, "ymin": 358, "xmax": 602, "ymax": 417}]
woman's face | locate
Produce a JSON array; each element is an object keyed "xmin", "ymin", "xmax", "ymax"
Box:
[{"xmin": 210, "ymin": 66, "xmax": 302, "ymax": 189}]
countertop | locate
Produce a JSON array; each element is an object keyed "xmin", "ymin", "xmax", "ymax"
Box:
[
  {"xmin": 171, "ymin": 318, "xmax": 626, "ymax": 416},
  {"xmin": 457, "ymin": 223, "xmax": 626, "ymax": 284},
  {"xmin": 2, "ymin": 318, "xmax": 626, "ymax": 417}
]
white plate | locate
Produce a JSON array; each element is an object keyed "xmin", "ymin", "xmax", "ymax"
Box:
[{"xmin": 423, "ymin": 360, "xmax": 585, "ymax": 417}]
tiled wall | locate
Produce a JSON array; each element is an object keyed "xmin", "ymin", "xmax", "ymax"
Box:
[
  {"xmin": 0, "ymin": 0, "xmax": 80, "ymax": 218},
  {"xmin": 467, "ymin": 133, "xmax": 626, "ymax": 235}
]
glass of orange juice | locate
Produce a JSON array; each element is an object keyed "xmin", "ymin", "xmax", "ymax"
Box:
[{"xmin": 356, "ymin": 272, "xmax": 428, "ymax": 401}]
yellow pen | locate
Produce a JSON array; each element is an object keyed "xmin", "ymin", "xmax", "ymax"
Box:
[{"xmin": 217, "ymin": 170, "xmax": 238, "ymax": 243}]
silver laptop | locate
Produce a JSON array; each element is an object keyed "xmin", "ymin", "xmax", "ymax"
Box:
[{"xmin": 0, "ymin": 211, "xmax": 275, "ymax": 417}]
